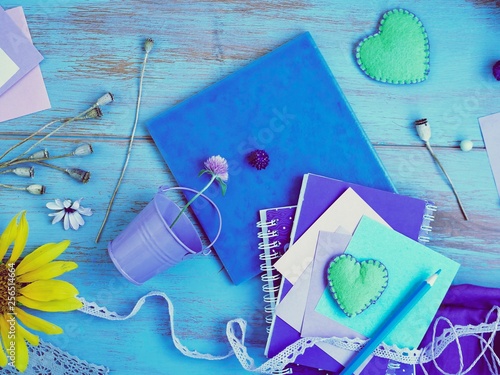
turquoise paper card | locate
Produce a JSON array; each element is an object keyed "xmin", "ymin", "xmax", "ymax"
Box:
[{"xmin": 316, "ymin": 216, "xmax": 460, "ymax": 349}]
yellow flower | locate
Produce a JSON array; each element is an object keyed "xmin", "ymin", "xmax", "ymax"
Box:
[{"xmin": 0, "ymin": 212, "xmax": 81, "ymax": 372}]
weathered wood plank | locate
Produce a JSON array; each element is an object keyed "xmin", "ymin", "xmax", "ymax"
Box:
[{"xmin": 0, "ymin": 0, "xmax": 498, "ymax": 373}]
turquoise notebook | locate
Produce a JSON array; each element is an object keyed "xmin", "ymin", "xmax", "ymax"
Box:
[{"xmin": 147, "ymin": 32, "xmax": 395, "ymax": 284}]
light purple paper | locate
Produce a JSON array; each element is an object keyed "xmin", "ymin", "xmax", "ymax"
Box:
[
  {"xmin": 299, "ymin": 230, "xmax": 362, "ymax": 369},
  {"xmin": 275, "ymin": 228, "xmax": 352, "ymax": 332},
  {"xmin": 479, "ymin": 112, "xmax": 500, "ymax": 198},
  {"xmin": 300, "ymin": 230, "xmax": 356, "ymax": 338},
  {"xmin": 0, "ymin": 7, "xmax": 50, "ymax": 122},
  {"xmin": 0, "ymin": 6, "xmax": 43, "ymax": 97}
]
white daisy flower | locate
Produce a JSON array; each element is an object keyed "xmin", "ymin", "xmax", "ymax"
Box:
[{"xmin": 46, "ymin": 198, "xmax": 93, "ymax": 230}]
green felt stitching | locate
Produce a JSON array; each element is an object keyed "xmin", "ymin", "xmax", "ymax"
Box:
[
  {"xmin": 327, "ymin": 254, "xmax": 388, "ymax": 317},
  {"xmin": 356, "ymin": 9, "xmax": 430, "ymax": 84}
]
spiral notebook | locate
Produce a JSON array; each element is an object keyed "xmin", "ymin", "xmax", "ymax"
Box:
[
  {"xmin": 262, "ymin": 174, "xmax": 437, "ymax": 374},
  {"xmin": 257, "ymin": 206, "xmax": 296, "ymax": 331}
]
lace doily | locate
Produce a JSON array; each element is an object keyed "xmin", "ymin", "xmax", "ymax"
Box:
[
  {"xmin": 78, "ymin": 292, "xmax": 500, "ymax": 375},
  {"xmin": 0, "ymin": 340, "xmax": 108, "ymax": 375}
]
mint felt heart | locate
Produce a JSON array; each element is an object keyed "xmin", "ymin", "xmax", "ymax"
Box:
[
  {"xmin": 356, "ymin": 9, "xmax": 430, "ymax": 84},
  {"xmin": 327, "ymin": 254, "xmax": 388, "ymax": 317}
]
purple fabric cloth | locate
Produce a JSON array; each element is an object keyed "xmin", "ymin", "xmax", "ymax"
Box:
[
  {"xmin": 418, "ymin": 284, "xmax": 500, "ymax": 374},
  {"xmin": 360, "ymin": 284, "xmax": 500, "ymax": 375}
]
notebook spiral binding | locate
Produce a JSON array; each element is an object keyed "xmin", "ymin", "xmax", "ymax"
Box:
[
  {"xmin": 258, "ymin": 219, "xmax": 281, "ymax": 333},
  {"xmin": 257, "ymin": 206, "xmax": 297, "ymax": 335},
  {"xmin": 418, "ymin": 202, "xmax": 437, "ymax": 243}
]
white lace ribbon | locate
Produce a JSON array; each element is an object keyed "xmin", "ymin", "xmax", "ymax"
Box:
[
  {"xmin": 78, "ymin": 292, "xmax": 500, "ymax": 374},
  {"xmin": 0, "ymin": 339, "xmax": 108, "ymax": 375}
]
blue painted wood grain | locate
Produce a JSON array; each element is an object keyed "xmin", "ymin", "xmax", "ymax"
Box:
[{"xmin": 0, "ymin": 0, "xmax": 499, "ymax": 374}]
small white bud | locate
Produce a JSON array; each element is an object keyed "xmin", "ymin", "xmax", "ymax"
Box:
[
  {"xmin": 460, "ymin": 140, "xmax": 473, "ymax": 152},
  {"xmin": 66, "ymin": 168, "xmax": 91, "ymax": 183},
  {"xmin": 29, "ymin": 149, "xmax": 49, "ymax": 159},
  {"xmin": 73, "ymin": 144, "xmax": 93, "ymax": 156},
  {"xmin": 84, "ymin": 107, "xmax": 103, "ymax": 119},
  {"xmin": 415, "ymin": 118, "xmax": 431, "ymax": 142},
  {"xmin": 144, "ymin": 38, "xmax": 154, "ymax": 53},
  {"xmin": 12, "ymin": 167, "xmax": 34, "ymax": 178},
  {"xmin": 26, "ymin": 184, "xmax": 46, "ymax": 195},
  {"xmin": 96, "ymin": 92, "xmax": 114, "ymax": 107}
]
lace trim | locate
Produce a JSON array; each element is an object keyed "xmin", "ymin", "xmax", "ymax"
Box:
[
  {"xmin": 78, "ymin": 292, "xmax": 500, "ymax": 374},
  {"xmin": 78, "ymin": 292, "xmax": 234, "ymax": 361},
  {"xmin": 0, "ymin": 339, "xmax": 108, "ymax": 375}
]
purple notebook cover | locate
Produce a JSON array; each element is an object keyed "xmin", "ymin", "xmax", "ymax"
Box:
[
  {"xmin": 0, "ymin": 6, "xmax": 43, "ymax": 97},
  {"xmin": 293, "ymin": 173, "xmax": 434, "ymax": 243},
  {"xmin": 267, "ymin": 173, "xmax": 435, "ymax": 373},
  {"xmin": 259, "ymin": 206, "xmax": 334, "ymax": 374}
]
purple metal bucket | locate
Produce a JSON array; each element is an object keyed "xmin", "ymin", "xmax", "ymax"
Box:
[{"xmin": 108, "ymin": 186, "xmax": 221, "ymax": 284}]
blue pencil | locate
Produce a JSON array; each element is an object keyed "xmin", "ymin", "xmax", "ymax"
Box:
[{"xmin": 339, "ymin": 269, "xmax": 441, "ymax": 375}]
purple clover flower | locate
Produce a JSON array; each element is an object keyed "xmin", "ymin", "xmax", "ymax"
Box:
[
  {"xmin": 170, "ymin": 155, "xmax": 229, "ymax": 228},
  {"xmin": 203, "ymin": 155, "xmax": 229, "ymax": 182}
]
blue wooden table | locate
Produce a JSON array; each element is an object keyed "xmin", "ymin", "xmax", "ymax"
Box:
[{"xmin": 0, "ymin": 1, "xmax": 499, "ymax": 374}]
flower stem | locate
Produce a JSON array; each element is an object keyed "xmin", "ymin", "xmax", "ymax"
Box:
[
  {"xmin": 32, "ymin": 160, "xmax": 66, "ymax": 173},
  {"xmin": 0, "ymin": 183, "xmax": 26, "ymax": 191},
  {"xmin": 425, "ymin": 142, "xmax": 469, "ymax": 220},
  {"xmin": 10, "ymin": 107, "xmax": 94, "ymax": 164},
  {"xmin": 0, "ymin": 154, "xmax": 64, "ymax": 169},
  {"xmin": 95, "ymin": 48, "xmax": 151, "ymax": 243},
  {"xmin": 0, "ymin": 119, "xmax": 61, "ymax": 162},
  {"xmin": 170, "ymin": 175, "xmax": 216, "ymax": 228}
]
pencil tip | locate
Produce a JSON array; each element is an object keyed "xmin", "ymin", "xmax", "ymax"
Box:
[{"xmin": 436, "ymin": 269, "xmax": 442, "ymax": 275}]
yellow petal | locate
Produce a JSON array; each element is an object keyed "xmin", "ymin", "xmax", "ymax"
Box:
[
  {"xmin": 0, "ymin": 339, "xmax": 7, "ymax": 367},
  {"xmin": 16, "ymin": 240, "xmax": 70, "ymax": 276},
  {"xmin": 0, "ymin": 314, "xmax": 14, "ymax": 367},
  {"xmin": 8, "ymin": 211, "xmax": 29, "ymax": 264},
  {"xmin": 0, "ymin": 315, "xmax": 12, "ymax": 357},
  {"xmin": 15, "ymin": 307, "xmax": 63, "ymax": 335},
  {"xmin": 16, "ymin": 323, "xmax": 39, "ymax": 346},
  {"xmin": 17, "ymin": 261, "xmax": 78, "ymax": 283},
  {"xmin": 0, "ymin": 315, "xmax": 10, "ymax": 367},
  {"xmin": 17, "ymin": 295, "xmax": 83, "ymax": 312},
  {"xmin": 20, "ymin": 280, "xmax": 79, "ymax": 302},
  {"xmin": 15, "ymin": 326, "xmax": 29, "ymax": 372},
  {"xmin": 0, "ymin": 212, "xmax": 20, "ymax": 261}
]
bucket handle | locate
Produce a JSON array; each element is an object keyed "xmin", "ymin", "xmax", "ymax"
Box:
[{"xmin": 158, "ymin": 186, "xmax": 222, "ymax": 255}]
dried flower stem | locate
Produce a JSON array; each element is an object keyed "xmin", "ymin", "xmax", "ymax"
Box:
[
  {"xmin": 0, "ymin": 183, "xmax": 25, "ymax": 191},
  {"xmin": 425, "ymin": 142, "xmax": 469, "ymax": 220},
  {"xmin": 0, "ymin": 183, "xmax": 45, "ymax": 195},
  {"xmin": 32, "ymin": 160, "xmax": 66, "ymax": 173},
  {"xmin": 11, "ymin": 107, "xmax": 93, "ymax": 162},
  {"xmin": 0, "ymin": 119, "xmax": 61, "ymax": 161},
  {"xmin": 33, "ymin": 152, "xmax": 81, "ymax": 161},
  {"xmin": 95, "ymin": 40, "xmax": 153, "ymax": 243},
  {"xmin": 33, "ymin": 161, "xmax": 90, "ymax": 183},
  {"xmin": 0, "ymin": 167, "xmax": 33, "ymax": 177},
  {"xmin": 0, "ymin": 148, "xmax": 90, "ymax": 169}
]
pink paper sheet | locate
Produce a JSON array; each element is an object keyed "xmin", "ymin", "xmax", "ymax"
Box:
[{"xmin": 0, "ymin": 7, "xmax": 50, "ymax": 122}]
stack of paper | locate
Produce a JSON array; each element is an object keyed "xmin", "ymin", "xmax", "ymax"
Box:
[
  {"xmin": 267, "ymin": 174, "xmax": 460, "ymax": 374},
  {"xmin": 0, "ymin": 6, "xmax": 50, "ymax": 122}
]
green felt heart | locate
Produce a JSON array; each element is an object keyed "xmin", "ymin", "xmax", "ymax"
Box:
[
  {"xmin": 327, "ymin": 254, "xmax": 388, "ymax": 317},
  {"xmin": 356, "ymin": 9, "xmax": 430, "ymax": 84}
]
